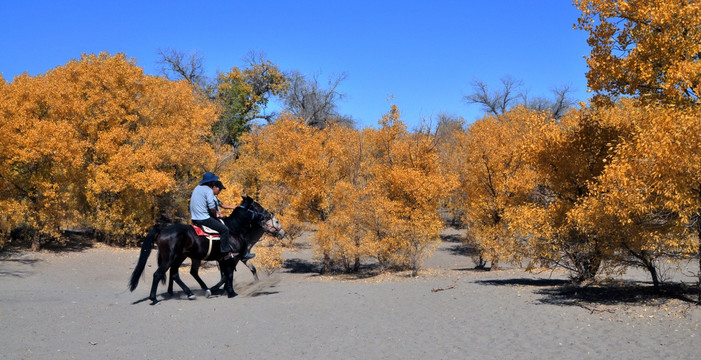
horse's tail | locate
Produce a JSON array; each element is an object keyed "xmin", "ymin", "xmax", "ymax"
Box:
[{"xmin": 128, "ymin": 225, "xmax": 161, "ymax": 291}]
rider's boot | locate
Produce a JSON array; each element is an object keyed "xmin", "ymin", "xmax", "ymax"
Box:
[{"xmin": 240, "ymin": 240, "xmax": 255, "ymax": 260}]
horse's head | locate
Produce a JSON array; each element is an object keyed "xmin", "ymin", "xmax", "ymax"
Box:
[
  {"xmin": 234, "ymin": 195, "xmax": 285, "ymax": 239},
  {"xmin": 246, "ymin": 196, "xmax": 286, "ymax": 239}
]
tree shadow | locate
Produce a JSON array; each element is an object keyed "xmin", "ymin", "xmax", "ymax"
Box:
[
  {"xmin": 452, "ymin": 267, "xmax": 492, "ymax": 272},
  {"xmin": 477, "ymin": 277, "xmax": 700, "ymax": 306},
  {"xmin": 285, "ymin": 241, "xmax": 312, "ymax": 250},
  {"xmin": 477, "ymin": 278, "xmax": 570, "ymax": 287},
  {"xmin": 283, "ymin": 258, "xmax": 323, "ymax": 274},
  {"xmin": 439, "ymin": 232, "xmax": 480, "ymax": 257},
  {"xmin": 440, "ymin": 232, "xmax": 463, "ymax": 243},
  {"xmin": 41, "ymin": 241, "xmax": 95, "ymax": 252},
  {"xmin": 0, "ymin": 258, "xmax": 43, "ymax": 279},
  {"xmin": 535, "ymin": 282, "xmax": 699, "ymax": 307},
  {"xmin": 0, "ymin": 254, "xmax": 43, "ymax": 278},
  {"xmin": 283, "ymin": 257, "xmax": 400, "ymax": 280},
  {"xmin": 446, "ymin": 244, "xmax": 479, "ymax": 257},
  {"xmin": 4, "ymin": 231, "xmax": 97, "ymax": 253}
]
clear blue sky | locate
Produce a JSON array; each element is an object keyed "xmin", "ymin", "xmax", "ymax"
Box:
[{"xmin": 1, "ymin": 0, "xmax": 591, "ymax": 129}]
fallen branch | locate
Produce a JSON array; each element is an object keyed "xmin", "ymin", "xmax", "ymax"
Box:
[
  {"xmin": 578, "ymin": 303, "xmax": 616, "ymax": 314},
  {"xmin": 431, "ymin": 277, "xmax": 459, "ymax": 292}
]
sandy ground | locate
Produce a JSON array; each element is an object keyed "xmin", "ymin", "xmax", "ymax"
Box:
[{"xmin": 1, "ymin": 229, "xmax": 700, "ymax": 360}]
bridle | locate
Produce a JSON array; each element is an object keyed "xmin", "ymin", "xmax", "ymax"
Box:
[
  {"xmin": 237, "ymin": 205, "xmax": 283, "ymax": 236},
  {"xmin": 258, "ymin": 208, "xmax": 283, "ymax": 236}
]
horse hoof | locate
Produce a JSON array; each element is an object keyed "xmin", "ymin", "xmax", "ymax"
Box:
[
  {"xmin": 150, "ymin": 300, "xmax": 161, "ymax": 306},
  {"xmin": 188, "ymin": 294, "xmax": 196, "ymax": 300},
  {"xmin": 228, "ymin": 292, "xmax": 238, "ymax": 298},
  {"xmin": 205, "ymin": 289, "xmax": 212, "ymax": 298}
]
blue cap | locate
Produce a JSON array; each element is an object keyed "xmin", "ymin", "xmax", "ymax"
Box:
[{"xmin": 199, "ymin": 172, "xmax": 219, "ymax": 185}]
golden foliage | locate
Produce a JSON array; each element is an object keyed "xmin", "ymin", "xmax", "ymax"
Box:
[
  {"xmin": 578, "ymin": 101, "xmax": 701, "ymax": 257},
  {"xmin": 575, "ymin": 0, "xmax": 701, "ymax": 104},
  {"xmin": 0, "ymin": 53, "xmax": 218, "ymax": 247},
  {"xmin": 249, "ymin": 234, "xmax": 285, "ymax": 273},
  {"xmin": 3, "ymin": 17, "xmax": 700, "ymax": 287},
  {"xmin": 229, "ymin": 114, "xmax": 347, "ymax": 271},
  {"xmin": 231, "ymin": 106, "xmax": 454, "ymax": 274},
  {"xmin": 562, "ymin": 0, "xmax": 701, "ymax": 283},
  {"xmin": 363, "ymin": 106, "xmax": 456, "ymax": 274},
  {"xmin": 514, "ymin": 103, "xmax": 637, "ymax": 280},
  {"xmin": 460, "ymin": 99, "xmax": 701, "ymax": 283},
  {"xmin": 454, "ymin": 107, "xmax": 543, "ymax": 268}
]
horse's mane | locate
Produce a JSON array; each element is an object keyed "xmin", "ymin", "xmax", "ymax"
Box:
[{"xmin": 224, "ymin": 197, "xmax": 259, "ymax": 237}]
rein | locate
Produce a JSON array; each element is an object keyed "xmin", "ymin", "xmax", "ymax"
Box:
[
  {"xmin": 237, "ymin": 205, "xmax": 267, "ymax": 221},
  {"xmin": 232, "ymin": 203, "xmax": 282, "ymax": 236}
]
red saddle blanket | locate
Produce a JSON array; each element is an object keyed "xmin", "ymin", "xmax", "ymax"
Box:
[{"xmin": 191, "ymin": 224, "xmax": 221, "ymax": 239}]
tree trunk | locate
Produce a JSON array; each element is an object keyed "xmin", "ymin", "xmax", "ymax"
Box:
[
  {"xmin": 696, "ymin": 200, "xmax": 701, "ymax": 305},
  {"xmin": 571, "ymin": 257, "xmax": 600, "ymax": 285},
  {"xmin": 491, "ymin": 258, "xmax": 500, "ymax": 271},
  {"xmin": 697, "ymin": 233, "xmax": 701, "ymax": 305},
  {"xmin": 645, "ymin": 261, "xmax": 660, "ymax": 293},
  {"xmin": 474, "ymin": 254, "xmax": 488, "ymax": 270},
  {"xmin": 631, "ymin": 250, "xmax": 661, "ymax": 293},
  {"xmin": 696, "ymin": 200, "xmax": 701, "ymax": 304},
  {"xmin": 322, "ymin": 253, "xmax": 331, "ymax": 274},
  {"xmin": 31, "ymin": 233, "xmax": 40, "ymax": 251}
]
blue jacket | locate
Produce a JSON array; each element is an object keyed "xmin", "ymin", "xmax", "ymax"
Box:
[{"xmin": 189, "ymin": 185, "xmax": 218, "ymax": 221}]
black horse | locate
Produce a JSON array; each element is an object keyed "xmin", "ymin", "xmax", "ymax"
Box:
[
  {"xmin": 169, "ymin": 199, "xmax": 283, "ymax": 298},
  {"xmin": 129, "ymin": 196, "xmax": 284, "ymax": 305},
  {"xmin": 179, "ymin": 214, "xmax": 270, "ymax": 298}
]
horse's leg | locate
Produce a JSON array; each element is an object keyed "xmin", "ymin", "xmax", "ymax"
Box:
[
  {"xmin": 167, "ymin": 269, "xmax": 175, "ymax": 296},
  {"xmin": 242, "ymin": 259, "xmax": 259, "ymax": 282},
  {"xmin": 167, "ymin": 254, "xmax": 186, "ymax": 295},
  {"xmin": 224, "ymin": 259, "xmax": 238, "ymax": 298},
  {"xmin": 206, "ymin": 261, "xmax": 227, "ymax": 297},
  {"xmin": 189, "ymin": 258, "xmax": 209, "ymax": 290},
  {"xmin": 215, "ymin": 262, "xmax": 227, "ymax": 290},
  {"xmin": 149, "ymin": 260, "xmax": 171, "ymax": 305},
  {"xmin": 170, "ymin": 255, "xmax": 196, "ymax": 300},
  {"xmin": 168, "ymin": 265, "xmax": 180, "ymax": 296}
]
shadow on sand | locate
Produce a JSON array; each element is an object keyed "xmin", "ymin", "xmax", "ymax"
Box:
[
  {"xmin": 477, "ymin": 277, "xmax": 700, "ymax": 306},
  {"xmin": 285, "ymin": 256, "xmax": 438, "ymax": 281},
  {"xmin": 439, "ymin": 232, "xmax": 481, "ymax": 258},
  {"xmin": 283, "ymin": 258, "xmax": 323, "ymax": 274},
  {"xmin": 4, "ymin": 227, "xmax": 101, "ymax": 254},
  {"xmin": 0, "ymin": 257, "xmax": 43, "ymax": 278}
]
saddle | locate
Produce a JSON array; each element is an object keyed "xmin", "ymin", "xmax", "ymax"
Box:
[
  {"xmin": 191, "ymin": 224, "xmax": 223, "ymax": 261},
  {"xmin": 191, "ymin": 224, "xmax": 221, "ymax": 241}
]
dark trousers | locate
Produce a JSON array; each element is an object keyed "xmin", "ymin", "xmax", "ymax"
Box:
[{"xmin": 193, "ymin": 217, "xmax": 232, "ymax": 253}]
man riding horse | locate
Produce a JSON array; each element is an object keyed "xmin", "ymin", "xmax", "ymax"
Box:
[
  {"xmin": 190, "ymin": 172, "xmax": 254, "ymax": 261},
  {"xmin": 129, "ymin": 194, "xmax": 283, "ymax": 304}
]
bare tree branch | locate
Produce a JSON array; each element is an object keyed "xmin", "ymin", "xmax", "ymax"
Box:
[
  {"xmin": 157, "ymin": 48, "xmax": 206, "ymax": 85},
  {"xmin": 466, "ymin": 77, "xmax": 575, "ymax": 119},
  {"xmin": 283, "ymin": 71, "xmax": 351, "ymax": 128},
  {"xmin": 464, "ymin": 77, "xmax": 523, "ymax": 115}
]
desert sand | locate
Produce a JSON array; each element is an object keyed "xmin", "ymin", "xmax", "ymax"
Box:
[{"xmin": 1, "ymin": 229, "xmax": 699, "ymax": 360}]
